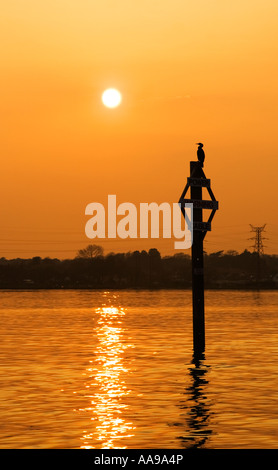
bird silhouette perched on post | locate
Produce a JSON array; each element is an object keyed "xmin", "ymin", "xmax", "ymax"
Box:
[{"xmin": 196, "ymin": 143, "xmax": 205, "ymax": 167}]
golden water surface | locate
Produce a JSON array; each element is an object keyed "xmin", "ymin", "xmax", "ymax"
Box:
[{"xmin": 0, "ymin": 289, "xmax": 277, "ymax": 448}]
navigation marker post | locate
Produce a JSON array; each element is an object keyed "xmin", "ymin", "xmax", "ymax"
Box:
[{"xmin": 179, "ymin": 160, "xmax": 218, "ymax": 356}]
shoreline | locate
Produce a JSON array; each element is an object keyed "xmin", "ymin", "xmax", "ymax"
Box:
[{"xmin": 0, "ymin": 286, "xmax": 277, "ymax": 291}]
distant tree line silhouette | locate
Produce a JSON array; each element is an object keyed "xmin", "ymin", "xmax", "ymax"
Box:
[{"xmin": 0, "ymin": 245, "xmax": 277, "ymax": 289}]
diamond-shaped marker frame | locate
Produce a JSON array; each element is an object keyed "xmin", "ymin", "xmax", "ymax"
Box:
[{"xmin": 179, "ymin": 164, "xmax": 218, "ymax": 240}]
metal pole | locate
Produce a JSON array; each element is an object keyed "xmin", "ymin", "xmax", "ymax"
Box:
[
  {"xmin": 190, "ymin": 162, "xmax": 205, "ymax": 355},
  {"xmin": 179, "ymin": 151, "xmax": 218, "ymax": 357}
]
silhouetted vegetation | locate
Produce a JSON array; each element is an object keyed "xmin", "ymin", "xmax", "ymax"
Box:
[
  {"xmin": 76, "ymin": 244, "xmax": 104, "ymax": 259},
  {"xmin": 0, "ymin": 247, "xmax": 277, "ymax": 289}
]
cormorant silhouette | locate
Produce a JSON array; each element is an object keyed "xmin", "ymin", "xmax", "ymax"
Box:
[{"xmin": 196, "ymin": 143, "xmax": 205, "ymax": 167}]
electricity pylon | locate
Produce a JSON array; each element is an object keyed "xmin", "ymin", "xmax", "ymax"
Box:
[
  {"xmin": 249, "ymin": 224, "xmax": 267, "ymax": 255},
  {"xmin": 249, "ymin": 224, "xmax": 267, "ymax": 286}
]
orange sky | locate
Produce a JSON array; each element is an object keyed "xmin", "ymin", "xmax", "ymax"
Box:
[{"xmin": 0, "ymin": 1, "xmax": 278, "ymax": 258}]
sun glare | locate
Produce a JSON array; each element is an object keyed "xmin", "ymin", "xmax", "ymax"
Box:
[{"xmin": 102, "ymin": 88, "xmax": 122, "ymax": 108}]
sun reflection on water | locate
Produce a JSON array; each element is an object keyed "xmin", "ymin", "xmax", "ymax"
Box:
[{"xmin": 80, "ymin": 296, "xmax": 135, "ymax": 448}]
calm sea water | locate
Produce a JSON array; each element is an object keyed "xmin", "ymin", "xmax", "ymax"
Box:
[{"xmin": 0, "ymin": 289, "xmax": 277, "ymax": 449}]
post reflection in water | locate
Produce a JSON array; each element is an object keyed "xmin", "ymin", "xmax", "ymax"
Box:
[
  {"xmin": 80, "ymin": 295, "xmax": 135, "ymax": 449},
  {"xmin": 178, "ymin": 352, "xmax": 213, "ymax": 448}
]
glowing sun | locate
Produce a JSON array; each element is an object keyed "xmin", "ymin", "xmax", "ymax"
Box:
[{"xmin": 102, "ymin": 88, "xmax": 122, "ymax": 108}]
